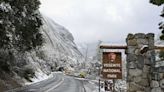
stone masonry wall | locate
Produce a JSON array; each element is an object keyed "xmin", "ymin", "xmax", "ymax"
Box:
[{"xmin": 126, "ymin": 33, "xmax": 155, "ymax": 92}]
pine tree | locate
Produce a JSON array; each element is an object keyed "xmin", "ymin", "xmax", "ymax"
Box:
[
  {"xmin": 0, "ymin": 0, "xmax": 43, "ymax": 52},
  {"xmin": 150, "ymin": 0, "xmax": 164, "ymax": 60},
  {"xmin": 0, "ymin": 1, "xmax": 12, "ymax": 49},
  {"xmin": 150, "ymin": 0, "xmax": 164, "ymax": 6},
  {"xmin": 0, "ymin": 0, "xmax": 43, "ymax": 73}
]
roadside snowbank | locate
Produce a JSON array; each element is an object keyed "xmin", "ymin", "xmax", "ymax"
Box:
[{"xmin": 24, "ymin": 71, "xmax": 53, "ymax": 85}]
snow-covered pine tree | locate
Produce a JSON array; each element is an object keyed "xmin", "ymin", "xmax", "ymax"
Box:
[
  {"xmin": 0, "ymin": 0, "xmax": 43, "ymax": 52},
  {"xmin": 150, "ymin": 0, "xmax": 164, "ymax": 60},
  {"xmin": 0, "ymin": 0, "xmax": 43, "ymax": 74}
]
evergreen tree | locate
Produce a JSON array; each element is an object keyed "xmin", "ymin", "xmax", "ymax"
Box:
[
  {"xmin": 150, "ymin": 0, "xmax": 164, "ymax": 60},
  {"xmin": 0, "ymin": 2, "xmax": 12, "ymax": 49},
  {"xmin": 0, "ymin": 0, "xmax": 43, "ymax": 74},
  {"xmin": 150, "ymin": 0, "xmax": 164, "ymax": 6},
  {"xmin": 0, "ymin": 0, "xmax": 43, "ymax": 52}
]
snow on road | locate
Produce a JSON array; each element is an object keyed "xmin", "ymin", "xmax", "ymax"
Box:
[
  {"xmin": 25, "ymin": 71, "xmax": 53, "ymax": 85},
  {"xmin": 75, "ymin": 78, "xmax": 105, "ymax": 92}
]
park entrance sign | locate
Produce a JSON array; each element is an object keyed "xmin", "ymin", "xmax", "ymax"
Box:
[
  {"xmin": 99, "ymin": 33, "xmax": 164, "ymax": 92},
  {"xmin": 102, "ymin": 52, "xmax": 122, "ymax": 79}
]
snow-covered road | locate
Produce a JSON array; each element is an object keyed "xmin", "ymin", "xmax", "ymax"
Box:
[{"xmin": 7, "ymin": 73, "xmax": 97, "ymax": 92}]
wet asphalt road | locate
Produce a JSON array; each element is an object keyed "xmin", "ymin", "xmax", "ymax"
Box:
[{"xmin": 7, "ymin": 73, "xmax": 86, "ymax": 92}]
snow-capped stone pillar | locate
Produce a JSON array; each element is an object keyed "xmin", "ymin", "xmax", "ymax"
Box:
[{"xmin": 126, "ymin": 33, "xmax": 155, "ymax": 92}]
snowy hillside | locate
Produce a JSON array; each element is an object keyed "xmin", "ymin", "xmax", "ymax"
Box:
[
  {"xmin": 25, "ymin": 15, "xmax": 84, "ymax": 79},
  {"xmin": 42, "ymin": 15, "xmax": 83, "ymax": 65},
  {"xmin": 0, "ymin": 1, "xmax": 85, "ymax": 91},
  {"xmin": 2, "ymin": 15, "xmax": 84, "ymax": 88}
]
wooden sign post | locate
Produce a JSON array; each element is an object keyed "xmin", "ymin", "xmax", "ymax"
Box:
[
  {"xmin": 100, "ymin": 44, "xmax": 164, "ymax": 92},
  {"xmin": 102, "ymin": 52, "xmax": 122, "ymax": 79},
  {"xmin": 101, "ymin": 52, "xmax": 122, "ymax": 92}
]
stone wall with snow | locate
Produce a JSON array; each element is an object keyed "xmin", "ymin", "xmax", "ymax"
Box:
[
  {"xmin": 126, "ymin": 33, "xmax": 154, "ymax": 92},
  {"xmin": 126, "ymin": 33, "xmax": 164, "ymax": 92}
]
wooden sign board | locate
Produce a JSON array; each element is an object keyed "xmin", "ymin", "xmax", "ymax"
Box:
[{"xmin": 102, "ymin": 52, "xmax": 122, "ymax": 79}]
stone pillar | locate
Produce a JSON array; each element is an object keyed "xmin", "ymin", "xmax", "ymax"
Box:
[{"xmin": 126, "ymin": 33, "xmax": 155, "ymax": 92}]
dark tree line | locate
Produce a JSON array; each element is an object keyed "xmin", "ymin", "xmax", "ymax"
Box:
[
  {"xmin": 0, "ymin": 0, "xmax": 43, "ymax": 52},
  {"xmin": 150, "ymin": 0, "xmax": 164, "ymax": 6},
  {"xmin": 150, "ymin": 0, "xmax": 164, "ymax": 60},
  {"xmin": 0, "ymin": 0, "xmax": 44, "ymax": 79}
]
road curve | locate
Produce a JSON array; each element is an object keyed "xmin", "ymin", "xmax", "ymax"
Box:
[
  {"xmin": 6, "ymin": 73, "xmax": 86, "ymax": 92},
  {"xmin": 48, "ymin": 76, "xmax": 86, "ymax": 92}
]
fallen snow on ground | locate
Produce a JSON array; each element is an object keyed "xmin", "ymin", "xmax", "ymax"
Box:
[
  {"xmin": 76, "ymin": 78, "xmax": 126, "ymax": 92},
  {"xmin": 24, "ymin": 71, "xmax": 53, "ymax": 85},
  {"xmin": 83, "ymin": 80, "xmax": 105, "ymax": 92},
  {"xmin": 25, "ymin": 72, "xmax": 64, "ymax": 85}
]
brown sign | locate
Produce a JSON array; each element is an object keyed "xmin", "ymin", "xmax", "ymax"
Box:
[{"xmin": 102, "ymin": 52, "xmax": 122, "ymax": 79}]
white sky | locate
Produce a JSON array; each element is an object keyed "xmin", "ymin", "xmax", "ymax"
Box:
[{"xmin": 39, "ymin": 0, "xmax": 162, "ymax": 45}]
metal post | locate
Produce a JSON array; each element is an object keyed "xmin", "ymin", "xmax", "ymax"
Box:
[
  {"xmin": 98, "ymin": 48, "xmax": 103, "ymax": 92},
  {"xmin": 99, "ymin": 79, "xmax": 101, "ymax": 92},
  {"xmin": 113, "ymin": 79, "xmax": 115, "ymax": 92},
  {"xmin": 99, "ymin": 64, "xmax": 101, "ymax": 92}
]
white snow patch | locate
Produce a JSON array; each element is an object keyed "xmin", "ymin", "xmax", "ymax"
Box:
[
  {"xmin": 25, "ymin": 71, "xmax": 53, "ymax": 85},
  {"xmin": 83, "ymin": 81, "xmax": 105, "ymax": 92},
  {"xmin": 156, "ymin": 61, "xmax": 164, "ymax": 67}
]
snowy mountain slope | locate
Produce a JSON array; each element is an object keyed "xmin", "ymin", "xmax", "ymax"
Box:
[
  {"xmin": 14, "ymin": 15, "xmax": 84, "ymax": 84},
  {"xmin": 0, "ymin": 1, "xmax": 84, "ymax": 90},
  {"xmin": 41, "ymin": 15, "xmax": 83, "ymax": 65}
]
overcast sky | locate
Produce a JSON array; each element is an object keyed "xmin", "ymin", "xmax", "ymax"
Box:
[{"xmin": 39, "ymin": 0, "xmax": 162, "ymax": 45}]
